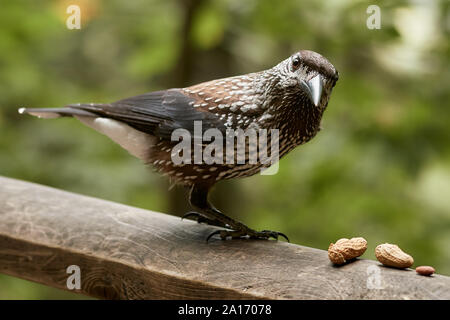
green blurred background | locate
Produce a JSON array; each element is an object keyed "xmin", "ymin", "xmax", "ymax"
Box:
[{"xmin": 0, "ymin": 0, "xmax": 449, "ymax": 299}]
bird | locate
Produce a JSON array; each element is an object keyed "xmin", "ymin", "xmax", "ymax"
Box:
[{"xmin": 19, "ymin": 50, "xmax": 339, "ymax": 241}]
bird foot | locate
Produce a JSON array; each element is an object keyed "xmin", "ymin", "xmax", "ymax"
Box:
[
  {"xmin": 207, "ymin": 228, "xmax": 289, "ymax": 242},
  {"xmin": 182, "ymin": 211, "xmax": 229, "ymax": 228}
]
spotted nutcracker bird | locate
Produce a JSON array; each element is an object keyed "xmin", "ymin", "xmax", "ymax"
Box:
[{"xmin": 19, "ymin": 50, "xmax": 338, "ymax": 241}]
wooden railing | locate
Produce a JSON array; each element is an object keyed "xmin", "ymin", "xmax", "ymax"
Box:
[{"xmin": 0, "ymin": 176, "xmax": 449, "ymax": 299}]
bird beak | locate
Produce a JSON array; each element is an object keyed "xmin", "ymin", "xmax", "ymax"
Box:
[{"xmin": 300, "ymin": 74, "xmax": 323, "ymax": 107}]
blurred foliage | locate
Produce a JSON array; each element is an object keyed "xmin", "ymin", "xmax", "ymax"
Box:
[
  {"xmin": 0, "ymin": 274, "xmax": 91, "ymax": 299},
  {"xmin": 0, "ymin": 0, "xmax": 449, "ymax": 298}
]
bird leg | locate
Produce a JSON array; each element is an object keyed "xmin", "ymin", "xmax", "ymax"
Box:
[
  {"xmin": 181, "ymin": 211, "xmax": 229, "ymax": 228},
  {"xmin": 188, "ymin": 184, "xmax": 289, "ymax": 242}
]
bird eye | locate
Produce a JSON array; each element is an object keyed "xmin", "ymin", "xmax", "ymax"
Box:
[{"xmin": 292, "ymin": 57, "xmax": 300, "ymax": 70}]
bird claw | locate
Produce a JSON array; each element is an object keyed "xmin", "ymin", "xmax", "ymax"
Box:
[
  {"xmin": 255, "ymin": 230, "xmax": 290, "ymax": 242},
  {"xmin": 181, "ymin": 211, "xmax": 202, "ymax": 221},
  {"xmin": 206, "ymin": 230, "xmax": 226, "ymax": 242},
  {"xmin": 206, "ymin": 228, "xmax": 289, "ymax": 242}
]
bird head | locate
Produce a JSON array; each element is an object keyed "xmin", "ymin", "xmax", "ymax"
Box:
[{"xmin": 275, "ymin": 50, "xmax": 339, "ymax": 110}]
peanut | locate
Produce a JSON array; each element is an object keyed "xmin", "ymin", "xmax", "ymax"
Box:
[
  {"xmin": 415, "ymin": 266, "xmax": 435, "ymax": 276},
  {"xmin": 328, "ymin": 237, "xmax": 367, "ymax": 265},
  {"xmin": 375, "ymin": 243, "xmax": 414, "ymax": 269}
]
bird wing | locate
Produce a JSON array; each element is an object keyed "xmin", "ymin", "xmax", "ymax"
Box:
[
  {"xmin": 66, "ymin": 89, "xmax": 228, "ymax": 140},
  {"xmin": 20, "ymin": 74, "xmax": 266, "ymax": 141},
  {"xmin": 69, "ymin": 73, "xmax": 265, "ymax": 139}
]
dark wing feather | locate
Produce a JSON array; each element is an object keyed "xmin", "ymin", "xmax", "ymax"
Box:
[{"xmin": 70, "ymin": 89, "xmax": 227, "ymax": 140}]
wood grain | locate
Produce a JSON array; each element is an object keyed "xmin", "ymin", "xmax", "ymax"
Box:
[{"xmin": 0, "ymin": 176, "xmax": 449, "ymax": 299}]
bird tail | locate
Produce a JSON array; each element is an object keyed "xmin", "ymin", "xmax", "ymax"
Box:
[
  {"xmin": 18, "ymin": 105, "xmax": 98, "ymax": 119},
  {"xmin": 18, "ymin": 104, "xmax": 157, "ymax": 161}
]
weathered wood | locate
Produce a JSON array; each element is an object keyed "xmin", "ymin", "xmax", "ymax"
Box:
[{"xmin": 0, "ymin": 176, "xmax": 449, "ymax": 300}]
